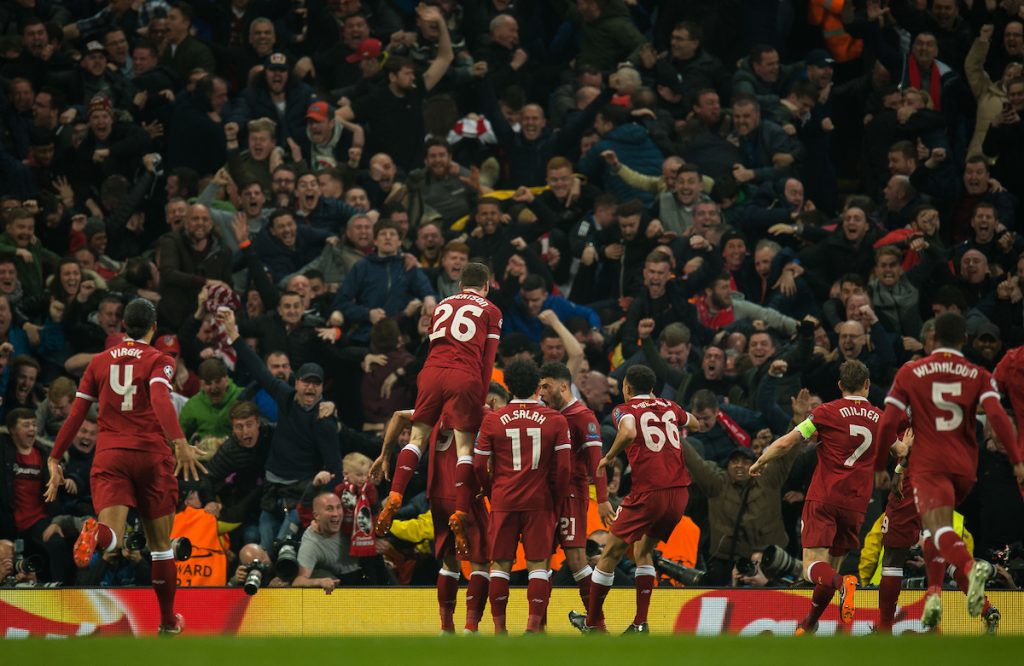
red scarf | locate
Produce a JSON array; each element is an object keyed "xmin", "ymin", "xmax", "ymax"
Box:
[
  {"xmin": 694, "ymin": 294, "xmax": 735, "ymax": 330},
  {"xmin": 718, "ymin": 410, "xmax": 751, "ymax": 448},
  {"xmin": 340, "ymin": 480, "xmax": 378, "ymax": 557},
  {"xmin": 908, "ymin": 57, "xmax": 942, "ymax": 111}
]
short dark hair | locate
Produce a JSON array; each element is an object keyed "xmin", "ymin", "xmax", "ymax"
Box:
[
  {"xmin": 616, "ymin": 199, "xmax": 643, "ymax": 218},
  {"xmin": 521, "ymin": 273, "xmax": 546, "ymax": 293},
  {"xmin": 5, "ymin": 407, "xmax": 36, "ymax": 433},
  {"xmin": 690, "ymin": 388, "xmax": 718, "ymax": 413},
  {"xmin": 487, "ymin": 381, "xmax": 510, "ymax": 404},
  {"xmin": 373, "ymin": 219, "xmax": 401, "ymax": 238},
  {"xmin": 750, "ymin": 44, "xmax": 777, "ymax": 64},
  {"xmin": 625, "ymin": 364, "xmax": 656, "ymax": 395},
  {"xmin": 673, "ymin": 21, "xmax": 702, "ymax": 42},
  {"xmin": 645, "ymin": 250, "xmax": 672, "ymax": 266},
  {"xmin": 198, "ymin": 357, "xmax": 228, "ymax": 382},
  {"xmin": 540, "ymin": 361, "xmax": 573, "ymax": 384},
  {"xmin": 889, "ymin": 140, "xmax": 916, "ymax": 160},
  {"xmin": 934, "ymin": 311, "xmax": 967, "ymax": 348},
  {"xmin": 172, "ymin": 1, "xmax": 195, "ymax": 23},
  {"xmin": 788, "ymin": 80, "xmax": 818, "ymax": 101},
  {"xmin": 123, "ymin": 297, "xmax": 155, "ymax": 339},
  {"xmin": 838, "ymin": 359, "xmax": 870, "ymax": 393},
  {"xmin": 424, "ymin": 136, "xmax": 450, "ymax": 154},
  {"xmin": 932, "ymin": 284, "xmax": 967, "ymax": 311},
  {"xmin": 840, "ymin": 273, "xmax": 867, "ymax": 288},
  {"xmin": 504, "ymin": 358, "xmax": 541, "ymax": 400},
  {"xmin": 384, "ymin": 55, "xmax": 414, "ymax": 76},
  {"xmin": 230, "ymin": 400, "xmax": 261, "ymax": 421},
  {"xmin": 598, "ymin": 103, "xmax": 630, "ymax": 128},
  {"xmin": 269, "ymin": 208, "xmax": 294, "ymax": 228},
  {"xmin": 460, "ymin": 262, "xmax": 490, "ymax": 289}
]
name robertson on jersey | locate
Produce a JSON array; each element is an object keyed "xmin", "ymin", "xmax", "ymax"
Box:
[
  {"xmin": 109, "ymin": 347, "xmax": 143, "ymax": 360},
  {"xmin": 448, "ymin": 293, "xmax": 490, "ymax": 308},
  {"xmin": 839, "ymin": 405, "xmax": 880, "ymax": 422},
  {"xmin": 911, "ymin": 361, "xmax": 978, "ymax": 380},
  {"xmin": 500, "ymin": 410, "xmax": 547, "ymax": 425}
]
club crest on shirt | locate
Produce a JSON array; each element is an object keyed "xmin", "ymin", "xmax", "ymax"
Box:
[
  {"xmin": 164, "ymin": 365, "xmax": 174, "ymax": 379},
  {"xmin": 587, "ymin": 422, "xmax": 598, "ymax": 435}
]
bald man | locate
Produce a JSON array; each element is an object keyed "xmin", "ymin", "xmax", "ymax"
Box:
[{"xmin": 292, "ymin": 492, "xmax": 361, "ymax": 591}]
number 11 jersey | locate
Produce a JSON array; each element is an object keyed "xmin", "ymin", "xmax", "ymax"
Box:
[
  {"xmin": 76, "ymin": 338, "xmax": 179, "ymax": 453},
  {"xmin": 803, "ymin": 395, "xmax": 881, "ymax": 512}
]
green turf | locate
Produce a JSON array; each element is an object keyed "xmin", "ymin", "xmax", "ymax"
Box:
[{"xmin": 4, "ymin": 635, "xmax": 1023, "ymax": 665}]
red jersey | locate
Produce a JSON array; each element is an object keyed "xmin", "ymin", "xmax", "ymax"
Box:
[
  {"xmin": 427, "ymin": 422, "xmax": 456, "ymax": 502},
  {"xmin": 475, "ymin": 400, "xmax": 571, "ymax": 511},
  {"xmin": 994, "ymin": 347, "xmax": 1024, "ymax": 451},
  {"xmin": 13, "ymin": 447, "xmax": 47, "ymax": 532},
  {"xmin": 424, "ymin": 291, "xmax": 502, "ymax": 375},
  {"xmin": 75, "ymin": 339, "xmax": 181, "ymax": 453},
  {"xmin": 803, "ymin": 396, "xmax": 882, "ymax": 512},
  {"xmin": 561, "ymin": 399, "xmax": 606, "ymax": 499},
  {"xmin": 885, "ymin": 348, "xmax": 1000, "ymax": 477},
  {"xmin": 611, "ymin": 395, "xmax": 691, "ymax": 495}
]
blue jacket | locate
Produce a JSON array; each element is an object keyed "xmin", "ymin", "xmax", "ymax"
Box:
[
  {"xmin": 502, "ymin": 293, "xmax": 600, "ymax": 342},
  {"xmin": 297, "ymin": 196, "xmax": 362, "ymax": 234},
  {"xmin": 331, "ymin": 254, "xmax": 436, "ymax": 343},
  {"xmin": 231, "ymin": 82, "xmax": 318, "ymax": 154},
  {"xmin": 578, "ymin": 123, "xmax": 664, "ymax": 205}
]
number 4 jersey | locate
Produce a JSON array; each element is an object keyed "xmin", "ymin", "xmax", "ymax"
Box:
[
  {"xmin": 799, "ymin": 395, "xmax": 881, "ymax": 513},
  {"xmin": 612, "ymin": 395, "xmax": 691, "ymax": 495}
]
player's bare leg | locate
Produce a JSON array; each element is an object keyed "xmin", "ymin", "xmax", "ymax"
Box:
[
  {"xmin": 523, "ymin": 560, "xmax": 551, "ymax": 633},
  {"xmin": 74, "ymin": 505, "xmax": 129, "ymax": 568},
  {"xmin": 464, "ymin": 562, "xmax": 490, "ymax": 633},
  {"xmin": 488, "ymin": 560, "xmax": 513, "ymax": 635},
  {"xmin": 877, "ymin": 547, "xmax": 909, "ymax": 634},
  {"xmin": 448, "ymin": 429, "xmax": 478, "ymax": 558},
  {"xmin": 564, "ymin": 547, "xmax": 593, "ymax": 612},
  {"xmin": 622, "ymin": 535, "xmax": 658, "ymax": 634},
  {"xmin": 797, "ymin": 547, "xmax": 856, "ymax": 634},
  {"xmin": 375, "ymin": 422, "xmax": 429, "ymax": 536},
  {"xmin": 437, "ymin": 554, "xmax": 460, "ymax": 634},
  {"xmin": 142, "ymin": 513, "xmax": 183, "ymax": 635},
  {"xmin": 921, "ymin": 506, "xmax": 992, "ymax": 622},
  {"xmin": 571, "ymin": 533, "xmax": 629, "ymax": 633}
]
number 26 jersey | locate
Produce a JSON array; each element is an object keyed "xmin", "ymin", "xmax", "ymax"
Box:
[{"xmin": 423, "ymin": 291, "xmax": 503, "ymax": 375}]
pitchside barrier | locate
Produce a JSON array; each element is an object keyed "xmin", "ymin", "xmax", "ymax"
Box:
[{"xmin": 2, "ymin": 588, "xmax": 1021, "ymax": 638}]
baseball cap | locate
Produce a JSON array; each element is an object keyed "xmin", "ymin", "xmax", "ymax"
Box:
[
  {"xmin": 727, "ymin": 447, "xmax": 757, "ymax": 463},
  {"xmin": 296, "ymin": 362, "xmax": 324, "ymax": 382},
  {"xmin": 266, "ymin": 52, "xmax": 290, "ymax": 71},
  {"xmin": 154, "ymin": 333, "xmax": 181, "ymax": 357},
  {"xmin": 306, "ymin": 100, "xmax": 331, "ymax": 123},
  {"xmin": 976, "ymin": 322, "xmax": 1000, "ymax": 341},
  {"xmin": 345, "ymin": 38, "xmax": 382, "ymax": 64},
  {"xmin": 806, "ymin": 49, "xmax": 835, "ymax": 68},
  {"xmin": 84, "ymin": 41, "xmax": 106, "ymax": 55}
]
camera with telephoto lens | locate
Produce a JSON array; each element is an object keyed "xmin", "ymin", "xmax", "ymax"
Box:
[
  {"xmin": 242, "ymin": 559, "xmax": 269, "ymax": 596},
  {"xmin": 273, "ymin": 536, "xmax": 302, "ymax": 580},
  {"xmin": 760, "ymin": 545, "xmax": 803, "ymax": 583},
  {"xmin": 11, "ymin": 539, "xmax": 42, "ymax": 577},
  {"xmin": 734, "ymin": 557, "xmax": 758, "ymax": 577},
  {"xmin": 985, "ymin": 542, "xmax": 1024, "ymax": 587},
  {"xmin": 123, "ymin": 522, "xmax": 147, "ymax": 551},
  {"xmin": 652, "ymin": 550, "xmax": 705, "ymax": 586}
]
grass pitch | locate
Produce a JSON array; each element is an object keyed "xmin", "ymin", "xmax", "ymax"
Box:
[{"xmin": 4, "ymin": 635, "xmax": 1023, "ymax": 666}]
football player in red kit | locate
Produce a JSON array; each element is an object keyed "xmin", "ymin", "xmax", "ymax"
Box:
[
  {"xmin": 751, "ymin": 360, "xmax": 883, "ymax": 634},
  {"xmin": 569, "ymin": 365, "xmax": 700, "ymax": 634},
  {"xmin": 876, "ymin": 313, "xmax": 1023, "ymax": 630},
  {"xmin": 474, "ymin": 359, "xmax": 571, "ymax": 634},
  {"xmin": 537, "ymin": 361, "xmax": 612, "ymax": 612},
  {"xmin": 375, "ymin": 263, "xmax": 503, "ymax": 558},
  {"xmin": 44, "ymin": 298, "xmax": 206, "ymax": 635}
]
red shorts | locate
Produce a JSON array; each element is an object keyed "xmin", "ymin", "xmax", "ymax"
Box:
[
  {"xmin": 882, "ymin": 489, "xmax": 922, "ymax": 549},
  {"xmin": 489, "ymin": 509, "xmax": 556, "ymax": 561},
  {"xmin": 554, "ymin": 492, "xmax": 588, "ymax": 550},
  {"xmin": 911, "ymin": 472, "xmax": 975, "ymax": 515},
  {"xmin": 431, "ymin": 497, "xmax": 490, "ymax": 563},
  {"xmin": 611, "ymin": 487, "xmax": 689, "ymax": 544},
  {"xmin": 801, "ymin": 500, "xmax": 864, "ymax": 556},
  {"xmin": 91, "ymin": 449, "xmax": 178, "ymax": 520},
  {"xmin": 413, "ymin": 367, "xmax": 483, "ymax": 433}
]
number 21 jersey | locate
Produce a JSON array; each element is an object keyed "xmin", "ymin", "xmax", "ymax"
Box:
[
  {"xmin": 612, "ymin": 395, "xmax": 690, "ymax": 494},
  {"xmin": 423, "ymin": 291, "xmax": 503, "ymax": 375},
  {"xmin": 885, "ymin": 348, "xmax": 1000, "ymax": 479},
  {"xmin": 803, "ymin": 396, "xmax": 881, "ymax": 512}
]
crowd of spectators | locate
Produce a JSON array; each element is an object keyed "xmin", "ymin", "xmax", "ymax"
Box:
[{"xmin": 1, "ymin": 0, "xmax": 1024, "ymax": 591}]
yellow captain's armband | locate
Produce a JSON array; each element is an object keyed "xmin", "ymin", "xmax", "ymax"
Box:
[{"xmin": 796, "ymin": 418, "xmax": 816, "ymax": 440}]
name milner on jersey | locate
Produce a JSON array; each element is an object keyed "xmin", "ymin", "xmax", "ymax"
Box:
[
  {"xmin": 911, "ymin": 361, "xmax": 978, "ymax": 379},
  {"xmin": 499, "ymin": 409, "xmax": 547, "ymax": 425},
  {"xmin": 839, "ymin": 405, "xmax": 880, "ymax": 422}
]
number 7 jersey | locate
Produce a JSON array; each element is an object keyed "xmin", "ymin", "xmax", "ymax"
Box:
[{"xmin": 802, "ymin": 395, "xmax": 881, "ymax": 512}]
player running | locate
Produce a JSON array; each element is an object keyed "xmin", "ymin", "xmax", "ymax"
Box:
[
  {"xmin": 537, "ymin": 361, "xmax": 612, "ymax": 612},
  {"xmin": 44, "ymin": 298, "xmax": 206, "ymax": 635},
  {"xmin": 876, "ymin": 312, "xmax": 1023, "ymax": 630},
  {"xmin": 475, "ymin": 359, "xmax": 570, "ymax": 634},
  {"xmin": 569, "ymin": 365, "xmax": 700, "ymax": 634},
  {"xmin": 375, "ymin": 262, "xmax": 502, "ymax": 558},
  {"xmin": 751, "ymin": 360, "xmax": 882, "ymax": 634}
]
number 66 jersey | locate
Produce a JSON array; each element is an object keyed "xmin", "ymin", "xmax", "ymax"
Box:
[{"xmin": 612, "ymin": 395, "xmax": 691, "ymax": 493}]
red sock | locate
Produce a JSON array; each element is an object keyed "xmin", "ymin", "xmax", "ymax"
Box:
[
  {"xmin": 489, "ymin": 572, "xmax": 510, "ymax": 634},
  {"xmin": 633, "ymin": 565, "xmax": 656, "ymax": 626},
  {"xmin": 878, "ymin": 571, "xmax": 903, "ymax": 632},
  {"xmin": 465, "ymin": 571, "xmax": 489, "ymax": 631},
  {"xmin": 935, "ymin": 528, "xmax": 974, "ymax": 580},
  {"xmin": 802, "ymin": 583, "xmax": 836, "ymax": 628},
  {"xmin": 389, "ymin": 445, "xmax": 422, "ymax": 497},
  {"xmin": 586, "ymin": 568, "xmax": 613, "ymax": 628},
  {"xmin": 437, "ymin": 569, "xmax": 459, "ymax": 632},
  {"xmin": 922, "ymin": 538, "xmax": 947, "ymax": 591},
  {"xmin": 541, "ymin": 575, "xmax": 552, "ymax": 629},
  {"xmin": 526, "ymin": 571, "xmax": 550, "ymax": 633},
  {"xmin": 574, "ymin": 567, "xmax": 592, "ymax": 612},
  {"xmin": 150, "ymin": 553, "xmax": 177, "ymax": 627},
  {"xmin": 455, "ymin": 457, "xmax": 476, "ymax": 514},
  {"xmin": 807, "ymin": 560, "xmax": 843, "ymax": 590},
  {"xmin": 96, "ymin": 523, "xmax": 115, "ymax": 552}
]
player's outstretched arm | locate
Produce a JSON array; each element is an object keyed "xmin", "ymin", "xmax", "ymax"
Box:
[
  {"xmin": 982, "ymin": 395, "xmax": 1024, "ymax": 486},
  {"xmin": 370, "ymin": 409, "xmax": 414, "ymax": 483},
  {"xmin": 749, "ymin": 427, "xmax": 805, "ymax": 477}
]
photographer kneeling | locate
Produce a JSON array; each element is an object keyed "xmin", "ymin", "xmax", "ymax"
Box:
[
  {"xmin": 229, "ymin": 543, "xmax": 286, "ymax": 593},
  {"xmin": 291, "ymin": 492, "xmax": 362, "ymax": 593}
]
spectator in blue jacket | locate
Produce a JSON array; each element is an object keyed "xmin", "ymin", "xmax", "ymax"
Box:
[
  {"xmin": 577, "ymin": 103, "xmax": 664, "ymax": 205},
  {"xmin": 331, "ymin": 220, "xmax": 436, "ymax": 344},
  {"xmin": 503, "ymin": 273, "xmax": 600, "ymax": 342}
]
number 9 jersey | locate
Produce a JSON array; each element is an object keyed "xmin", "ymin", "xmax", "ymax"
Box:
[{"xmin": 612, "ymin": 395, "xmax": 691, "ymax": 494}]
